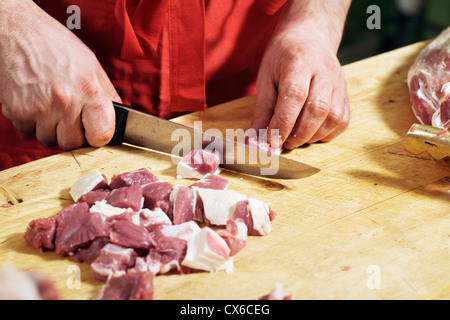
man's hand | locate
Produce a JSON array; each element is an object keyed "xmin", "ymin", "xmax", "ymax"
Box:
[
  {"xmin": 250, "ymin": 0, "xmax": 351, "ymax": 150},
  {"xmin": 0, "ymin": 0, "xmax": 121, "ymax": 150}
]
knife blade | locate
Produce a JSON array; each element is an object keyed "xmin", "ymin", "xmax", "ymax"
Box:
[{"xmin": 109, "ymin": 102, "xmax": 320, "ymax": 179}]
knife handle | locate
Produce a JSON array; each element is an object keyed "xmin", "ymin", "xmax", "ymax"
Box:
[{"xmin": 108, "ymin": 101, "xmax": 129, "ymax": 145}]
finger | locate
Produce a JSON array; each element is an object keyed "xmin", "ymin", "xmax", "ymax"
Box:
[
  {"xmin": 266, "ymin": 67, "xmax": 311, "ymax": 148},
  {"xmin": 82, "ymin": 99, "xmax": 115, "ymax": 147},
  {"xmin": 250, "ymin": 72, "xmax": 278, "ymax": 131},
  {"xmin": 307, "ymin": 87, "xmax": 346, "ymax": 143},
  {"xmin": 321, "ymin": 94, "xmax": 350, "ymax": 142},
  {"xmin": 56, "ymin": 111, "xmax": 85, "ymax": 150},
  {"xmin": 35, "ymin": 117, "xmax": 58, "ymax": 147},
  {"xmin": 283, "ymin": 76, "xmax": 332, "ymax": 150}
]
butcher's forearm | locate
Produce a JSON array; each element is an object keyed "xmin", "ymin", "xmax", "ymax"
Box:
[{"xmin": 275, "ymin": 0, "xmax": 352, "ymax": 52}]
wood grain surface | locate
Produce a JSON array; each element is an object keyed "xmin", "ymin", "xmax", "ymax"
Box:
[{"xmin": 0, "ymin": 40, "xmax": 449, "ymax": 300}]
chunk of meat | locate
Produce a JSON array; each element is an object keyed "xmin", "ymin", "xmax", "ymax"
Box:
[
  {"xmin": 234, "ymin": 198, "xmax": 272, "ymax": 236},
  {"xmin": 259, "ymin": 282, "xmax": 292, "ymax": 300},
  {"xmin": 195, "ymin": 188, "xmax": 247, "ymax": 226},
  {"xmin": 176, "ymin": 149, "xmax": 221, "ymax": 179},
  {"xmin": 91, "ymin": 243, "xmax": 137, "ymax": 281},
  {"xmin": 77, "ymin": 189, "xmax": 110, "ymax": 207},
  {"xmin": 182, "ymin": 227, "xmax": 232, "ymax": 273},
  {"xmin": 24, "ymin": 215, "xmax": 57, "ymax": 250},
  {"xmin": 140, "ymin": 208, "xmax": 172, "ymax": 227},
  {"xmin": 247, "ymin": 133, "xmax": 283, "ymax": 155},
  {"xmin": 170, "ymin": 185, "xmax": 197, "ymax": 224},
  {"xmin": 217, "ymin": 218, "xmax": 247, "ymax": 256},
  {"xmin": 109, "ymin": 168, "xmax": 159, "ymax": 189},
  {"xmin": 96, "ymin": 270, "xmax": 154, "ymax": 300},
  {"xmin": 70, "ymin": 237, "xmax": 109, "ymax": 264},
  {"xmin": 408, "ymin": 26, "xmax": 450, "ymax": 128},
  {"xmin": 105, "ymin": 185, "xmax": 143, "ymax": 212},
  {"xmin": 109, "ymin": 219, "xmax": 152, "ymax": 250},
  {"xmin": 69, "ymin": 170, "xmax": 109, "ymax": 202},
  {"xmin": 54, "ymin": 203, "xmax": 109, "ymax": 255},
  {"xmin": 157, "ymin": 221, "xmax": 201, "ymax": 241},
  {"xmin": 142, "ymin": 181, "xmax": 173, "ymax": 213},
  {"xmin": 189, "ymin": 173, "xmax": 229, "ymax": 190}
]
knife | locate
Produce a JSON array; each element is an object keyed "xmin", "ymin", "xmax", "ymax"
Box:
[{"xmin": 109, "ymin": 101, "xmax": 320, "ymax": 179}]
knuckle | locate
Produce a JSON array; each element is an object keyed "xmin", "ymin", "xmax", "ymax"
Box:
[
  {"xmin": 280, "ymin": 84, "xmax": 308, "ymax": 103},
  {"xmin": 309, "ymin": 100, "xmax": 330, "ymax": 119},
  {"xmin": 326, "ymin": 109, "xmax": 343, "ymax": 128}
]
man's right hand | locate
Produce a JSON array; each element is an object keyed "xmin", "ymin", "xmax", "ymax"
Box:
[{"xmin": 0, "ymin": 0, "xmax": 121, "ymax": 150}]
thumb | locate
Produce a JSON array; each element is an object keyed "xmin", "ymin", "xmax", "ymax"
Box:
[{"xmin": 82, "ymin": 100, "xmax": 115, "ymax": 147}]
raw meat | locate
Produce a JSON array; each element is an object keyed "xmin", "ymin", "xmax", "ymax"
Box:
[
  {"xmin": 105, "ymin": 184, "xmax": 143, "ymax": 212},
  {"xmin": 77, "ymin": 189, "xmax": 110, "ymax": 207},
  {"xmin": 189, "ymin": 173, "xmax": 229, "ymax": 190},
  {"xmin": 140, "ymin": 208, "xmax": 172, "ymax": 226},
  {"xmin": 217, "ymin": 218, "xmax": 247, "ymax": 256},
  {"xmin": 142, "ymin": 181, "xmax": 173, "ymax": 214},
  {"xmin": 182, "ymin": 227, "xmax": 233, "ymax": 273},
  {"xmin": 96, "ymin": 270, "xmax": 154, "ymax": 300},
  {"xmin": 54, "ymin": 202, "xmax": 108, "ymax": 255},
  {"xmin": 91, "ymin": 243, "xmax": 137, "ymax": 281},
  {"xmin": 69, "ymin": 170, "xmax": 109, "ymax": 202},
  {"xmin": 109, "ymin": 168, "xmax": 159, "ymax": 189},
  {"xmin": 195, "ymin": 188, "xmax": 247, "ymax": 226},
  {"xmin": 407, "ymin": 26, "xmax": 450, "ymax": 128},
  {"xmin": 170, "ymin": 185, "xmax": 197, "ymax": 224},
  {"xmin": 259, "ymin": 282, "xmax": 291, "ymax": 300},
  {"xmin": 176, "ymin": 149, "xmax": 221, "ymax": 179},
  {"xmin": 24, "ymin": 167, "xmax": 277, "ymax": 300},
  {"xmin": 24, "ymin": 215, "xmax": 57, "ymax": 250},
  {"xmin": 109, "ymin": 219, "xmax": 152, "ymax": 250},
  {"xmin": 234, "ymin": 198, "xmax": 272, "ymax": 236},
  {"xmin": 247, "ymin": 132, "xmax": 283, "ymax": 155}
]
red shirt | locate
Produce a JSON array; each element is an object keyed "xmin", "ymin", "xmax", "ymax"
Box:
[{"xmin": 0, "ymin": 0, "xmax": 286, "ymax": 170}]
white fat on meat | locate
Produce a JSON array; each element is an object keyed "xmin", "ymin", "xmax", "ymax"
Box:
[
  {"xmin": 140, "ymin": 208, "xmax": 172, "ymax": 226},
  {"xmin": 176, "ymin": 149, "xmax": 221, "ymax": 180},
  {"xmin": 247, "ymin": 198, "xmax": 271, "ymax": 236},
  {"xmin": 70, "ymin": 170, "xmax": 106, "ymax": 202},
  {"xmin": 195, "ymin": 188, "xmax": 247, "ymax": 226},
  {"xmin": 90, "ymin": 200, "xmax": 140, "ymax": 225},
  {"xmin": 90, "ymin": 243, "xmax": 136, "ymax": 279},
  {"xmin": 159, "ymin": 221, "xmax": 201, "ymax": 241},
  {"xmin": 182, "ymin": 227, "xmax": 233, "ymax": 273}
]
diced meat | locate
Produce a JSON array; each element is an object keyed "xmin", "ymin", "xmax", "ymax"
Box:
[
  {"xmin": 157, "ymin": 221, "xmax": 201, "ymax": 242},
  {"xmin": 54, "ymin": 203, "xmax": 109, "ymax": 255},
  {"xmin": 135, "ymin": 236, "xmax": 187, "ymax": 275},
  {"xmin": 142, "ymin": 181, "xmax": 173, "ymax": 213},
  {"xmin": 247, "ymin": 133, "xmax": 283, "ymax": 155},
  {"xmin": 77, "ymin": 189, "xmax": 110, "ymax": 207},
  {"xmin": 24, "ymin": 215, "xmax": 57, "ymax": 250},
  {"xmin": 28, "ymin": 272, "xmax": 59, "ymax": 300},
  {"xmin": 176, "ymin": 149, "xmax": 221, "ymax": 179},
  {"xmin": 109, "ymin": 168, "xmax": 159, "ymax": 189},
  {"xmin": 407, "ymin": 26, "xmax": 450, "ymax": 128},
  {"xmin": 91, "ymin": 243, "xmax": 137, "ymax": 281},
  {"xmin": 140, "ymin": 208, "xmax": 172, "ymax": 227},
  {"xmin": 69, "ymin": 170, "xmax": 109, "ymax": 202},
  {"xmin": 109, "ymin": 219, "xmax": 152, "ymax": 250},
  {"xmin": 89, "ymin": 200, "xmax": 133, "ymax": 221},
  {"xmin": 70, "ymin": 237, "xmax": 109, "ymax": 264},
  {"xmin": 259, "ymin": 282, "xmax": 292, "ymax": 300},
  {"xmin": 182, "ymin": 227, "xmax": 232, "ymax": 273},
  {"xmin": 195, "ymin": 188, "xmax": 247, "ymax": 226},
  {"xmin": 105, "ymin": 185, "xmax": 143, "ymax": 212},
  {"xmin": 189, "ymin": 173, "xmax": 229, "ymax": 190},
  {"xmin": 170, "ymin": 185, "xmax": 197, "ymax": 224},
  {"xmin": 96, "ymin": 270, "xmax": 154, "ymax": 300},
  {"xmin": 234, "ymin": 198, "xmax": 272, "ymax": 236},
  {"xmin": 217, "ymin": 218, "xmax": 247, "ymax": 256}
]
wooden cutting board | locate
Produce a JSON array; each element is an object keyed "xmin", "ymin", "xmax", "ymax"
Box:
[{"xmin": 1, "ymin": 40, "xmax": 449, "ymax": 300}]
